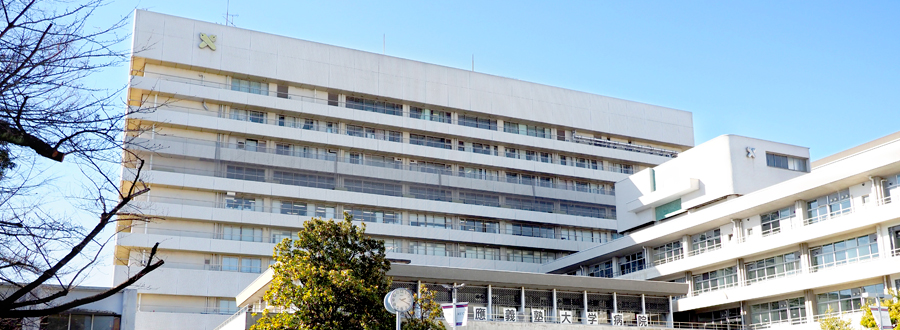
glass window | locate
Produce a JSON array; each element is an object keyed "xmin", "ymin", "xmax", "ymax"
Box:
[
  {"xmin": 745, "ymin": 252, "xmax": 801, "ymax": 284},
  {"xmin": 588, "ymin": 260, "xmax": 614, "ymax": 278},
  {"xmin": 691, "ymin": 229, "xmax": 722, "ymax": 254},
  {"xmin": 460, "ymin": 219, "xmax": 499, "ymax": 233},
  {"xmin": 810, "ymin": 234, "xmax": 878, "ymax": 271},
  {"xmin": 618, "ymin": 252, "xmax": 645, "ymax": 275},
  {"xmin": 222, "ymin": 257, "xmax": 239, "ymax": 272},
  {"xmin": 692, "ymin": 267, "xmax": 737, "ymax": 294},
  {"xmin": 761, "ymin": 206, "xmax": 793, "ymax": 236},
  {"xmin": 652, "ymin": 241, "xmax": 683, "ymax": 265},
  {"xmin": 279, "ymin": 201, "xmax": 307, "ymax": 216},
  {"xmin": 241, "ymin": 258, "xmax": 262, "ymax": 273},
  {"xmin": 766, "ymin": 153, "xmax": 808, "ymax": 172},
  {"xmin": 231, "ymin": 78, "xmax": 269, "ymax": 95},
  {"xmin": 316, "ymin": 205, "xmax": 336, "ymax": 219},
  {"xmin": 750, "ymin": 298, "xmax": 806, "ymax": 326},
  {"xmin": 817, "ymin": 283, "xmax": 884, "ymax": 314}
]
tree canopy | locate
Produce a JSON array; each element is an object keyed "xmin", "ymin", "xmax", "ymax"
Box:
[{"xmin": 252, "ymin": 213, "xmax": 393, "ymax": 330}]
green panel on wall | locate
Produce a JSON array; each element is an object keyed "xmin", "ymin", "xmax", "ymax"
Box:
[{"xmin": 655, "ymin": 198, "xmax": 681, "ymax": 221}]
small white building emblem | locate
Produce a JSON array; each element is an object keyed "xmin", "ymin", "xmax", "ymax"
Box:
[
  {"xmin": 199, "ymin": 33, "xmax": 217, "ymax": 50},
  {"xmin": 746, "ymin": 147, "xmax": 756, "ymax": 158}
]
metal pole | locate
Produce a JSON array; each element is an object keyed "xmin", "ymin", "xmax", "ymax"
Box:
[
  {"xmin": 877, "ymin": 297, "xmax": 883, "ymax": 330},
  {"xmin": 452, "ymin": 286, "xmax": 458, "ymax": 330},
  {"xmin": 396, "ymin": 311, "xmax": 400, "ymax": 330}
]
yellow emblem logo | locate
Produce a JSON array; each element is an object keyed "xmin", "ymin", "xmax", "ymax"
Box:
[{"xmin": 199, "ymin": 33, "xmax": 217, "ymax": 51}]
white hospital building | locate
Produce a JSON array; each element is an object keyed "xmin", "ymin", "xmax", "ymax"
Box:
[{"xmin": 114, "ymin": 9, "xmax": 900, "ymax": 330}]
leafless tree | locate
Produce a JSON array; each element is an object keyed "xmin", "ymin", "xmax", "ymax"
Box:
[{"xmin": 0, "ymin": 0, "xmax": 163, "ymax": 319}]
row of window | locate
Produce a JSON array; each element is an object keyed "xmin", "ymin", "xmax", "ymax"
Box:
[
  {"xmin": 230, "ymin": 108, "xmax": 638, "ymax": 176},
  {"xmin": 399, "ymin": 240, "xmax": 565, "ymax": 264},
  {"xmin": 227, "ymin": 195, "xmax": 612, "ymax": 242},
  {"xmin": 223, "ymin": 165, "xmax": 616, "ymax": 219}
]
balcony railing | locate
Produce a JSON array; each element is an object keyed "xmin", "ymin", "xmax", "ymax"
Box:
[
  {"xmin": 745, "ymin": 269, "xmax": 801, "ymax": 286},
  {"xmin": 803, "ymin": 207, "xmax": 854, "ymax": 226},
  {"xmin": 138, "ymin": 132, "xmax": 617, "ymax": 196},
  {"xmin": 138, "ymin": 304, "xmax": 239, "ymax": 315},
  {"xmin": 133, "ymin": 196, "xmax": 610, "ymax": 246},
  {"xmin": 688, "ymin": 242, "xmax": 722, "ymax": 257},
  {"xmin": 135, "ymin": 71, "xmax": 680, "ymax": 159},
  {"xmin": 809, "ymin": 251, "xmax": 879, "ymax": 273}
]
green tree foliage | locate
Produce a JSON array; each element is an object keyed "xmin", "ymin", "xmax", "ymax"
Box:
[
  {"xmin": 861, "ymin": 290, "xmax": 900, "ymax": 330},
  {"xmin": 401, "ymin": 286, "xmax": 447, "ymax": 330},
  {"xmin": 819, "ymin": 308, "xmax": 854, "ymax": 330},
  {"xmin": 252, "ymin": 213, "xmax": 393, "ymax": 330}
]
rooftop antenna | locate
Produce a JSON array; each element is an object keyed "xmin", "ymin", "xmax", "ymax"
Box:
[
  {"xmin": 383, "ymin": 34, "xmax": 385, "ymax": 55},
  {"xmin": 471, "ymin": 54, "xmax": 474, "ymax": 72},
  {"xmin": 224, "ymin": 0, "xmax": 238, "ymax": 26}
]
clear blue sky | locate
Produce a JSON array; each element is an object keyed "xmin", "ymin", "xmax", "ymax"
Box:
[{"xmin": 80, "ymin": 0, "xmax": 899, "ymax": 285}]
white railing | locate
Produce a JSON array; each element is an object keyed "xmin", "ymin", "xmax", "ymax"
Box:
[
  {"xmin": 809, "ymin": 252, "xmax": 879, "ymax": 273},
  {"xmin": 804, "ymin": 207, "xmax": 853, "ymax": 226},
  {"xmin": 212, "ymin": 307, "xmax": 249, "ymax": 330},
  {"xmin": 689, "ymin": 242, "xmax": 723, "ymax": 257},
  {"xmin": 745, "ymin": 269, "xmax": 801, "ymax": 286}
]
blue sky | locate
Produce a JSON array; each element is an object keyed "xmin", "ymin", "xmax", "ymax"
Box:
[{"xmin": 78, "ymin": 1, "xmax": 899, "ymax": 285}]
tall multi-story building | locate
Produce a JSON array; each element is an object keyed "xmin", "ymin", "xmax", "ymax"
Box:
[
  {"xmin": 115, "ymin": 10, "xmax": 693, "ymax": 329},
  {"xmin": 544, "ymin": 132, "xmax": 900, "ymax": 329}
]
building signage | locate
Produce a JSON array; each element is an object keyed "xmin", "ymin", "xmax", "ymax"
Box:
[
  {"xmin": 531, "ymin": 309, "xmax": 545, "ymax": 322},
  {"xmin": 612, "ymin": 313, "xmax": 625, "ymax": 326},
  {"xmin": 586, "ymin": 311, "xmax": 600, "ymax": 325},
  {"xmin": 637, "ymin": 314, "xmax": 650, "ymax": 327},
  {"xmin": 503, "ymin": 308, "xmax": 517, "ymax": 322},
  {"xmin": 473, "ymin": 307, "xmax": 488, "ymax": 321},
  {"xmin": 559, "ymin": 310, "xmax": 573, "ymax": 324},
  {"xmin": 198, "ymin": 33, "xmax": 217, "ymax": 50}
]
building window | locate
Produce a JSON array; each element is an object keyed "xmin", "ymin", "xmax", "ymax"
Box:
[
  {"xmin": 560, "ymin": 228, "xmax": 601, "ymax": 242},
  {"xmin": 344, "ymin": 179, "xmax": 403, "ymax": 197},
  {"xmin": 273, "ymin": 171, "xmax": 336, "ymax": 189},
  {"xmin": 655, "ymin": 199, "xmax": 682, "ymax": 221},
  {"xmin": 750, "ymin": 297, "xmax": 806, "ymax": 326},
  {"xmin": 618, "ymin": 252, "xmax": 645, "ymax": 276},
  {"xmin": 691, "ymin": 229, "xmax": 722, "ymax": 255},
  {"xmin": 806, "ymin": 189, "xmax": 851, "ymax": 224},
  {"xmin": 588, "ymin": 260, "xmax": 614, "ymax": 278},
  {"xmin": 460, "ymin": 191, "xmax": 500, "ymax": 207},
  {"xmin": 460, "ymin": 219, "xmax": 499, "ymax": 233},
  {"xmin": 692, "ymin": 267, "xmax": 737, "ymax": 295},
  {"xmin": 410, "ymin": 107, "xmax": 451, "ymax": 123},
  {"xmin": 225, "ymin": 196, "xmax": 256, "ymax": 211},
  {"xmin": 652, "ymin": 241, "xmax": 683, "ymax": 265},
  {"xmin": 383, "ymin": 239, "xmax": 401, "ymax": 253},
  {"xmin": 315, "ymin": 205, "xmax": 336, "ymax": 219},
  {"xmin": 458, "ymin": 114, "xmax": 496, "ymax": 130},
  {"xmin": 277, "ymin": 200, "xmax": 307, "ymax": 216},
  {"xmin": 410, "ymin": 213, "xmax": 448, "ymax": 229},
  {"xmin": 560, "ymin": 202, "xmax": 607, "ymax": 219},
  {"xmin": 507, "ymin": 249, "xmax": 557, "ymax": 264},
  {"xmin": 231, "ymin": 78, "xmax": 269, "ymax": 95},
  {"xmin": 816, "ymin": 283, "xmax": 884, "ymax": 315},
  {"xmin": 503, "ymin": 122, "xmax": 549, "ymax": 138},
  {"xmin": 226, "ymin": 165, "xmax": 265, "ymax": 182},
  {"xmin": 42, "ymin": 314, "xmax": 122, "ymax": 330},
  {"xmin": 810, "ymin": 234, "xmax": 878, "ymax": 271},
  {"xmin": 745, "ymin": 252, "xmax": 800, "ymax": 284},
  {"xmin": 410, "ymin": 241, "xmax": 447, "ymax": 256},
  {"xmin": 408, "ymin": 186, "xmax": 452, "ymax": 202},
  {"xmin": 344, "ymin": 208, "xmax": 399, "ymax": 224},
  {"xmin": 459, "ymin": 245, "xmax": 500, "ymax": 260},
  {"xmin": 510, "ymin": 223, "xmax": 555, "ymax": 239},
  {"xmin": 230, "ymin": 109, "xmax": 266, "ymax": 123},
  {"xmin": 345, "ymin": 96, "xmax": 403, "ymax": 116},
  {"xmin": 695, "ymin": 308, "xmax": 742, "ymax": 326},
  {"xmin": 222, "ymin": 226, "xmax": 262, "ymax": 242},
  {"xmin": 766, "ymin": 153, "xmax": 808, "ymax": 172},
  {"xmin": 760, "ymin": 206, "xmax": 793, "ymax": 236},
  {"xmin": 221, "ymin": 256, "xmax": 263, "ymax": 273},
  {"xmin": 410, "ymin": 134, "xmax": 452, "ymax": 149}
]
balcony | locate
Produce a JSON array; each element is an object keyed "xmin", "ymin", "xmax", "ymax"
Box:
[{"xmin": 133, "ymin": 71, "xmax": 680, "ymax": 159}]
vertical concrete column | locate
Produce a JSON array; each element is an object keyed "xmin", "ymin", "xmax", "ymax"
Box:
[
  {"xmin": 875, "ymin": 224, "xmax": 892, "ymax": 258},
  {"xmin": 487, "ymin": 285, "xmax": 493, "ymax": 321},
  {"xmin": 795, "ymin": 200, "xmax": 808, "ymax": 229},
  {"xmin": 736, "ymin": 258, "xmax": 746, "ymax": 287},
  {"xmin": 552, "ymin": 289, "xmax": 558, "ymax": 323},
  {"xmin": 732, "ymin": 219, "xmax": 744, "ymax": 244},
  {"xmin": 804, "ymin": 289, "xmax": 816, "ymax": 323},
  {"xmin": 870, "ymin": 176, "xmax": 884, "ymax": 204},
  {"xmin": 682, "ymin": 235, "xmax": 692, "ymax": 257},
  {"xmin": 884, "ymin": 275, "xmax": 892, "ymax": 294},
  {"xmin": 740, "ymin": 300, "xmax": 750, "ymax": 327},
  {"xmin": 641, "ymin": 294, "xmax": 646, "ymax": 314},
  {"xmin": 583, "ymin": 291, "xmax": 589, "ymax": 325},
  {"xmin": 520, "ymin": 287, "xmax": 526, "ymax": 314},
  {"xmin": 612, "ymin": 292, "xmax": 618, "ymax": 313},
  {"xmin": 643, "ymin": 247, "xmax": 653, "ymax": 269},
  {"xmin": 684, "ymin": 271, "xmax": 694, "ymax": 297},
  {"xmin": 611, "ymin": 257, "xmax": 620, "ymax": 277},
  {"xmin": 667, "ymin": 296, "xmax": 674, "ymax": 328},
  {"xmin": 799, "ymin": 243, "xmax": 811, "ymax": 273}
]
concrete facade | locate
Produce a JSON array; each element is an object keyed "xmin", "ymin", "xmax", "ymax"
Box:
[{"xmin": 117, "ymin": 10, "xmax": 694, "ymax": 330}]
